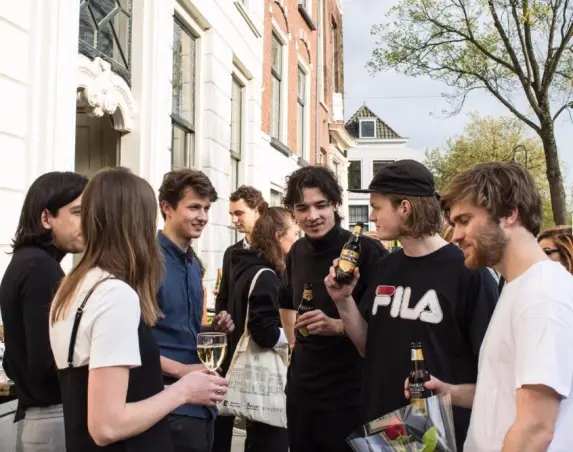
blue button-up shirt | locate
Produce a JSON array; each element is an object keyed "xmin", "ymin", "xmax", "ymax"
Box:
[{"xmin": 153, "ymin": 231, "xmax": 216, "ymax": 419}]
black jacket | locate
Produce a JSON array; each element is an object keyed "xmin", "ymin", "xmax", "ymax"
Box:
[
  {"xmin": 215, "ymin": 240, "xmax": 244, "ymax": 314},
  {"xmin": 220, "ymin": 248, "xmax": 283, "ymax": 375}
]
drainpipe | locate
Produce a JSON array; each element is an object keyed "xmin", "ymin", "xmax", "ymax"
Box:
[{"xmin": 314, "ymin": 0, "xmax": 322, "ymax": 164}]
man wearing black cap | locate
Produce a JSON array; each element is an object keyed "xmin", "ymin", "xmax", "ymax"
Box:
[{"xmin": 324, "ymin": 160, "xmax": 499, "ymax": 449}]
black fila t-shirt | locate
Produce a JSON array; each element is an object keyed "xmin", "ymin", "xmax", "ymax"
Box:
[{"xmin": 360, "ymin": 244, "xmax": 498, "ymax": 449}]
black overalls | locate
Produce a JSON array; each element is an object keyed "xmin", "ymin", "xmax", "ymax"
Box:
[{"xmin": 57, "ymin": 278, "xmax": 173, "ymax": 451}]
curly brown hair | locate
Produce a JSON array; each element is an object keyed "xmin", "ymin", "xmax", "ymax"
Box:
[
  {"xmin": 229, "ymin": 185, "xmax": 264, "ymax": 210},
  {"xmin": 441, "ymin": 162, "xmax": 542, "ymax": 236},
  {"xmin": 250, "ymin": 206, "xmax": 294, "ymax": 272},
  {"xmin": 158, "ymin": 169, "xmax": 218, "ymax": 219},
  {"xmin": 538, "ymin": 226, "xmax": 573, "ymax": 273}
]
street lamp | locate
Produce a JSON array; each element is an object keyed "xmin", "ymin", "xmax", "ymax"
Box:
[{"xmin": 511, "ymin": 144, "xmax": 529, "ymax": 168}]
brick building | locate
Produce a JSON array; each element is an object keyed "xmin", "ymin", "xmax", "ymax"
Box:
[{"xmin": 260, "ymin": 0, "xmax": 355, "ymax": 215}]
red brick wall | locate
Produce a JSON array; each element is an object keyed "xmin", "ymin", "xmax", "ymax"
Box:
[{"xmin": 261, "ymin": 0, "xmax": 344, "ymax": 164}]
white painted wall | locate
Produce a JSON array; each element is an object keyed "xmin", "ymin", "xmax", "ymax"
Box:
[
  {"xmin": 0, "ymin": 0, "xmax": 270, "ymax": 311},
  {"xmin": 0, "ymin": 1, "xmax": 30, "ymax": 278}
]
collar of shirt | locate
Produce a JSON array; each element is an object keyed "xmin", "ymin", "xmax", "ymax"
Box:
[
  {"xmin": 157, "ymin": 230, "xmax": 195, "ymax": 263},
  {"xmin": 243, "ymin": 237, "xmax": 250, "ymax": 249}
]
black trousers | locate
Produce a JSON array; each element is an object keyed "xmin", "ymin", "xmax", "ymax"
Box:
[
  {"xmin": 212, "ymin": 415, "xmax": 288, "ymax": 452},
  {"xmin": 287, "ymin": 401, "xmax": 362, "ymax": 452},
  {"xmin": 168, "ymin": 414, "xmax": 214, "ymax": 452}
]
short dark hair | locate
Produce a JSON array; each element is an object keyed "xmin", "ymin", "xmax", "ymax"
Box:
[
  {"xmin": 158, "ymin": 169, "xmax": 218, "ymax": 219},
  {"xmin": 441, "ymin": 162, "xmax": 542, "ymax": 236},
  {"xmin": 12, "ymin": 171, "xmax": 88, "ymax": 250},
  {"xmin": 283, "ymin": 166, "xmax": 343, "ymax": 220},
  {"xmin": 229, "ymin": 185, "xmax": 264, "ymax": 210}
]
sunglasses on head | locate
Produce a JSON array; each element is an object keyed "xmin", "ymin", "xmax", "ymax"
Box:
[{"xmin": 543, "ymin": 248, "xmax": 560, "ymax": 256}]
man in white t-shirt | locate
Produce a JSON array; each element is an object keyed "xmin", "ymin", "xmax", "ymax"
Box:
[{"xmin": 419, "ymin": 162, "xmax": 573, "ymax": 451}]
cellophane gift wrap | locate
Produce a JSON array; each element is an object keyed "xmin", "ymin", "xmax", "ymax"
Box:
[{"xmin": 347, "ymin": 394, "xmax": 457, "ymax": 452}]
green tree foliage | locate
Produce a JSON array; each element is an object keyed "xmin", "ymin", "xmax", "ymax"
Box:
[
  {"xmin": 425, "ymin": 112, "xmax": 555, "ymax": 229},
  {"xmin": 368, "ymin": 0, "xmax": 573, "ymax": 224}
]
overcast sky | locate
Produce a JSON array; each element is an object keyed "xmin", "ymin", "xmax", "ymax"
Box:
[{"xmin": 342, "ymin": 0, "xmax": 573, "ymax": 184}]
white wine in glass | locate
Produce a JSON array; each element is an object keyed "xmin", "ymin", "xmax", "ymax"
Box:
[{"xmin": 197, "ymin": 332, "xmax": 227, "ymax": 371}]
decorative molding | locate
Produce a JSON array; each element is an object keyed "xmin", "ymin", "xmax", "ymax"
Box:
[
  {"xmin": 329, "ymin": 122, "xmax": 356, "ymax": 150},
  {"xmin": 76, "ymin": 55, "xmax": 136, "ymax": 132},
  {"xmin": 272, "ymin": 0, "xmax": 291, "ymax": 34},
  {"xmin": 234, "ymin": 1, "xmax": 262, "ymax": 38},
  {"xmin": 298, "ymin": 29, "xmax": 312, "ymax": 62},
  {"xmin": 298, "ymin": 4, "xmax": 316, "ymax": 30}
]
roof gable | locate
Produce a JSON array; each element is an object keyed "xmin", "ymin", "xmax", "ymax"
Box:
[{"xmin": 345, "ymin": 104, "xmax": 402, "ymax": 140}]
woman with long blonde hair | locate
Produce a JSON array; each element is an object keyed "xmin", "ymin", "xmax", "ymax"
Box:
[
  {"xmin": 538, "ymin": 225, "xmax": 573, "ymax": 273},
  {"xmin": 49, "ymin": 168, "xmax": 227, "ymax": 451}
]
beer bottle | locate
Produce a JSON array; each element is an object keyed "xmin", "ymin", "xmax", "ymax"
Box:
[
  {"xmin": 334, "ymin": 222, "xmax": 364, "ymax": 284},
  {"xmin": 297, "ymin": 284, "xmax": 315, "ymax": 337},
  {"xmin": 215, "ymin": 268, "xmax": 222, "ymax": 293},
  {"xmin": 408, "ymin": 341, "xmax": 434, "ymax": 415}
]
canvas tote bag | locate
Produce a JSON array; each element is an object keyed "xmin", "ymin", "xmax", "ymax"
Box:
[{"xmin": 218, "ymin": 268, "xmax": 288, "ymax": 428}]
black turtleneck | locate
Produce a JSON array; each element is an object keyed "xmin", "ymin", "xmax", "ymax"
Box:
[
  {"xmin": 0, "ymin": 244, "xmax": 66, "ymax": 420},
  {"xmin": 279, "ymin": 224, "xmax": 388, "ymax": 410}
]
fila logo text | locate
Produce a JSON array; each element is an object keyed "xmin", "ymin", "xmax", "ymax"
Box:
[{"xmin": 372, "ymin": 286, "xmax": 443, "ymax": 324}]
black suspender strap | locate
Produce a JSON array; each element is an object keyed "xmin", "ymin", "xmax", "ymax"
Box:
[{"xmin": 67, "ymin": 276, "xmax": 115, "ymax": 368}]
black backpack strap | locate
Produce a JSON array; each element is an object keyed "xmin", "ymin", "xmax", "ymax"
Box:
[{"xmin": 67, "ymin": 276, "xmax": 116, "ymax": 368}]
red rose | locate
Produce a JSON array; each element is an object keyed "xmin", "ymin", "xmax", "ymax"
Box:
[{"xmin": 384, "ymin": 423, "xmax": 406, "ymax": 440}]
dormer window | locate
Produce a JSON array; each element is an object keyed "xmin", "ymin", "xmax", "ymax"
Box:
[{"xmin": 359, "ymin": 119, "xmax": 376, "ymax": 138}]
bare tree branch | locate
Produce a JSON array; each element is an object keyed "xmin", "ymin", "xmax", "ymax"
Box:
[
  {"xmin": 520, "ymin": 0, "xmax": 542, "ymax": 93},
  {"xmin": 552, "ymin": 101, "xmax": 573, "ymax": 121},
  {"xmin": 487, "ymin": 0, "xmax": 543, "ymax": 116}
]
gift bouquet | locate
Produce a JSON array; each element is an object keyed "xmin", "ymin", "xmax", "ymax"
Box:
[{"xmin": 346, "ymin": 393, "xmax": 457, "ymax": 452}]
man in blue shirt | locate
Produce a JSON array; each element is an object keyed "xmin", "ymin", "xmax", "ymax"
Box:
[{"xmin": 154, "ymin": 169, "xmax": 234, "ymax": 452}]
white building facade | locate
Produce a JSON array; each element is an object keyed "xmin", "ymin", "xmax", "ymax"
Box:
[
  {"xmin": 344, "ymin": 105, "xmax": 423, "ymax": 232},
  {"xmin": 0, "ymin": 0, "xmax": 275, "ymax": 304}
]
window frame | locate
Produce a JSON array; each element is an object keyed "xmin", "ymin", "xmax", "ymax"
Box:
[
  {"xmin": 349, "ymin": 205, "xmax": 369, "ymax": 231},
  {"xmin": 331, "ymin": 19, "xmax": 341, "ymax": 93},
  {"xmin": 347, "ymin": 160, "xmax": 362, "ymax": 191},
  {"xmin": 359, "ymin": 118, "xmax": 376, "ymax": 139},
  {"xmin": 296, "ymin": 58, "xmax": 311, "ymax": 161},
  {"xmin": 372, "ymin": 159, "xmax": 396, "ymax": 176},
  {"xmin": 230, "ymin": 74, "xmax": 246, "ymax": 191},
  {"xmin": 170, "ymin": 16, "xmax": 199, "ymax": 169},
  {"xmin": 78, "ymin": 0, "xmax": 133, "ymax": 84},
  {"xmin": 270, "ymin": 27, "xmax": 288, "ymax": 142}
]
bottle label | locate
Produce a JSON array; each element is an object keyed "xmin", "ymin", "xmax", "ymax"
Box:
[
  {"xmin": 302, "ymin": 289, "xmax": 313, "ymax": 300},
  {"xmin": 411, "ymin": 398, "xmax": 428, "ymax": 416},
  {"xmin": 338, "ymin": 249, "xmax": 359, "ymax": 272},
  {"xmin": 409, "ymin": 382, "xmax": 426, "ymax": 399}
]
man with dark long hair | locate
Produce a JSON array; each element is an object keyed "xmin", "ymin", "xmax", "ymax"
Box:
[
  {"xmin": 0, "ymin": 171, "xmax": 88, "ymax": 451},
  {"xmin": 279, "ymin": 165, "xmax": 387, "ymax": 452}
]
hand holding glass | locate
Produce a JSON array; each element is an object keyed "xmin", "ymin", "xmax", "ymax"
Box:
[{"xmin": 197, "ymin": 333, "xmax": 227, "ymax": 372}]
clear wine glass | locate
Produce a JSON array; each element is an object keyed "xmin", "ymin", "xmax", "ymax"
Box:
[{"xmin": 197, "ymin": 332, "xmax": 227, "ymax": 372}]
